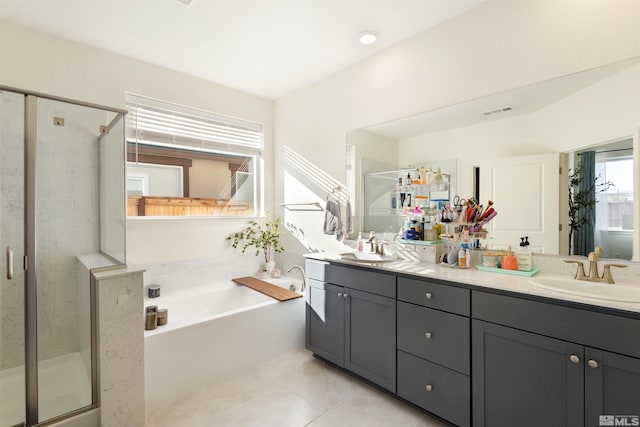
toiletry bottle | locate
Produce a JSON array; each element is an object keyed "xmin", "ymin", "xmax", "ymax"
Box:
[
  {"xmin": 355, "ymin": 232, "xmax": 364, "ymax": 253},
  {"xmin": 465, "ymin": 245, "xmax": 471, "ymax": 267},
  {"xmin": 435, "ymin": 167, "xmax": 443, "ymax": 184},
  {"xmin": 458, "ymin": 244, "xmax": 467, "ymax": 268},
  {"xmin": 516, "ymin": 236, "xmax": 533, "ymax": 271},
  {"xmin": 426, "ymin": 167, "xmax": 434, "ymax": 185},
  {"xmin": 502, "ymin": 246, "xmax": 518, "ymax": 270},
  {"xmin": 419, "ymin": 166, "xmax": 426, "ymax": 185}
]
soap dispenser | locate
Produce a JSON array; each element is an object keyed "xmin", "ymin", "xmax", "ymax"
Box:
[{"xmin": 516, "ymin": 236, "xmax": 533, "ymax": 271}]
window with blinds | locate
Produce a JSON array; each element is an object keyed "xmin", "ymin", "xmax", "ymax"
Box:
[{"xmin": 125, "ymin": 93, "xmax": 263, "ymax": 217}]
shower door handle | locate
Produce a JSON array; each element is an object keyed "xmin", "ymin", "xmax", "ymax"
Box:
[{"xmin": 6, "ymin": 246, "xmax": 13, "ymax": 280}]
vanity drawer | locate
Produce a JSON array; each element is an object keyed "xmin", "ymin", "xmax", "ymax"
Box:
[
  {"xmin": 397, "ymin": 350, "xmax": 470, "ymax": 427},
  {"xmin": 398, "ymin": 277, "xmax": 470, "ymax": 316},
  {"xmin": 473, "ymin": 290, "xmax": 640, "ymax": 358},
  {"xmin": 397, "ymin": 301, "xmax": 470, "ymax": 375},
  {"xmin": 326, "ymin": 264, "xmax": 395, "ymax": 298}
]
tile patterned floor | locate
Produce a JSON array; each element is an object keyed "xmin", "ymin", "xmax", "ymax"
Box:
[{"xmin": 145, "ymin": 349, "xmax": 450, "ymax": 427}]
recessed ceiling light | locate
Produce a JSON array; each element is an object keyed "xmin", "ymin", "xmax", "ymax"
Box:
[{"xmin": 359, "ymin": 30, "xmax": 378, "ymax": 45}]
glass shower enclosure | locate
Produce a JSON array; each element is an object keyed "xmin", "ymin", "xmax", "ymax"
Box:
[{"xmin": 1, "ymin": 87, "xmax": 126, "ymax": 426}]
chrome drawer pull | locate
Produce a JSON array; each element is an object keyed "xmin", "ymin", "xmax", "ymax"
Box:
[
  {"xmin": 569, "ymin": 355, "xmax": 580, "ymax": 364},
  {"xmin": 337, "ymin": 293, "xmax": 343, "ymax": 297},
  {"xmin": 425, "ymin": 292, "xmax": 433, "ymax": 300},
  {"xmin": 425, "ymin": 332, "xmax": 432, "ymax": 339},
  {"xmin": 588, "ymin": 359, "xmax": 599, "ymax": 369},
  {"xmin": 342, "ymin": 293, "xmax": 349, "ymax": 299},
  {"xmin": 425, "ymin": 384, "xmax": 433, "ymax": 392}
]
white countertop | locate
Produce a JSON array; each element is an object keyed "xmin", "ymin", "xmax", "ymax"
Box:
[{"xmin": 306, "ymin": 253, "xmax": 640, "ymax": 316}]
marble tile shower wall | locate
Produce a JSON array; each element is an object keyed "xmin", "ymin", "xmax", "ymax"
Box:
[
  {"xmin": 36, "ymin": 99, "xmax": 106, "ymax": 362},
  {"xmin": 142, "ymin": 255, "xmax": 264, "ymax": 294},
  {"xmin": 1, "ymin": 91, "xmax": 26, "ymax": 370}
]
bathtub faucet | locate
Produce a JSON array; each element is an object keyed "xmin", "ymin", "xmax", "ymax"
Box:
[{"xmin": 287, "ymin": 265, "xmax": 307, "ymax": 292}]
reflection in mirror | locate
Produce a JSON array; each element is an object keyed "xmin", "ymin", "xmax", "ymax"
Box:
[
  {"xmin": 346, "ymin": 129, "xmax": 456, "ymax": 237},
  {"xmin": 348, "ymin": 57, "xmax": 639, "ymax": 260},
  {"xmin": 573, "ymin": 138, "xmax": 634, "ymax": 260}
]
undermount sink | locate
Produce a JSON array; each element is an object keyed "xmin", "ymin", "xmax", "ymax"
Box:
[
  {"xmin": 528, "ymin": 277, "xmax": 640, "ymax": 303},
  {"xmin": 339, "ymin": 252, "xmax": 397, "ymax": 263}
]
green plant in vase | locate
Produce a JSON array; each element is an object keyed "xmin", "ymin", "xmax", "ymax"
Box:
[{"xmin": 226, "ymin": 212, "xmax": 285, "ymax": 274}]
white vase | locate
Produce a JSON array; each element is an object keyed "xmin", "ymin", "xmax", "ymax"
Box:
[{"xmin": 265, "ymin": 260, "xmax": 276, "ymax": 274}]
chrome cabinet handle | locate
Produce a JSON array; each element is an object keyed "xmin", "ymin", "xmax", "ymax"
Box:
[
  {"xmin": 337, "ymin": 293, "xmax": 343, "ymax": 297},
  {"xmin": 425, "ymin": 332, "xmax": 432, "ymax": 339},
  {"xmin": 569, "ymin": 354, "xmax": 580, "ymax": 364},
  {"xmin": 6, "ymin": 246, "xmax": 13, "ymax": 280},
  {"xmin": 425, "ymin": 292, "xmax": 433, "ymax": 299},
  {"xmin": 588, "ymin": 359, "xmax": 599, "ymax": 369},
  {"xmin": 343, "ymin": 293, "xmax": 349, "ymax": 299},
  {"xmin": 425, "ymin": 384, "xmax": 433, "ymax": 392}
]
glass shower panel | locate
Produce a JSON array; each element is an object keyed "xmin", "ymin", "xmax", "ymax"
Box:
[
  {"xmin": 99, "ymin": 114, "xmax": 126, "ymax": 264},
  {"xmin": 35, "ymin": 98, "xmax": 106, "ymax": 422},
  {"xmin": 0, "ymin": 91, "xmax": 26, "ymax": 427}
]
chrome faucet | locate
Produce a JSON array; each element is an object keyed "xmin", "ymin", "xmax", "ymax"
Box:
[
  {"xmin": 287, "ymin": 265, "xmax": 306, "ymax": 292},
  {"xmin": 367, "ymin": 234, "xmax": 379, "ymax": 254},
  {"xmin": 367, "ymin": 235, "xmax": 388, "ymax": 255},
  {"xmin": 564, "ymin": 246, "xmax": 627, "ymax": 284}
]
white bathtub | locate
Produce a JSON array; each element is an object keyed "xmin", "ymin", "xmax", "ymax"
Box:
[{"xmin": 144, "ymin": 280, "xmax": 305, "ymax": 413}]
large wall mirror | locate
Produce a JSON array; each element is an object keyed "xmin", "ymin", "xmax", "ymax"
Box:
[{"xmin": 347, "ymin": 57, "xmax": 639, "ymax": 261}]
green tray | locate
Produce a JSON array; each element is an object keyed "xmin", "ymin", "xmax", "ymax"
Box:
[
  {"xmin": 398, "ymin": 239, "xmax": 442, "ymax": 245},
  {"xmin": 476, "ymin": 265, "xmax": 540, "ymax": 277}
]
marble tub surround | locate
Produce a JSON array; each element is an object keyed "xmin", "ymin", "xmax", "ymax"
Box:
[
  {"xmin": 94, "ymin": 266, "xmax": 146, "ymax": 427},
  {"xmin": 142, "ymin": 254, "xmax": 264, "ymax": 296},
  {"xmin": 140, "ymin": 250, "xmax": 313, "ymax": 296},
  {"xmin": 307, "ymin": 253, "xmax": 640, "ymax": 314},
  {"xmin": 144, "ymin": 349, "xmax": 448, "ymax": 427}
]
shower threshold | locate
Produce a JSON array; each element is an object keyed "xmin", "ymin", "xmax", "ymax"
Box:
[{"xmin": 0, "ymin": 352, "xmax": 92, "ymax": 425}]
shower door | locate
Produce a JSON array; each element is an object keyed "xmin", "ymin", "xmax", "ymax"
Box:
[
  {"xmin": 1, "ymin": 87, "xmax": 126, "ymax": 426},
  {"xmin": 0, "ymin": 90, "xmax": 26, "ymax": 426}
]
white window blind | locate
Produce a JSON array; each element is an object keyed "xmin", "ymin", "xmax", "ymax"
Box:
[{"xmin": 126, "ymin": 93, "xmax": 263, "ymax": 156}]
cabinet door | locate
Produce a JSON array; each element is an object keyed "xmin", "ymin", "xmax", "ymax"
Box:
[
  {"xmin": 473, "ymin": 320, "xmax": 584, "ymax": 427},
  {"xmin": 306, "ymin": 283, "xmax": 344, "ymax": 367},
  {"xmin": 345, "ymin": 288, "xmax": 396, "ymax": 392},
  {"xmin": 585, "ymin": 348, "xmax": 640, "ymax": 426}
]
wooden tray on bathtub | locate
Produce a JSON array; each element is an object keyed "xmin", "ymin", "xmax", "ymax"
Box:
[{"xmin": 232, "ymin": 277, "xmax": 303, "ymax": 302}]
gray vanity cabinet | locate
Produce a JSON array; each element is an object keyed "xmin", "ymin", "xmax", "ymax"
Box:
[
  {"xmin": 473, "ymin": 290, "xmax": 640, "ymax": 427},
  {"xmin": 307, "ymin": 265, "xmax": 397, "ymax": 392},
  {"xmin": 308, "ymin": 262, "xmax": 640, "ymax": 427}
]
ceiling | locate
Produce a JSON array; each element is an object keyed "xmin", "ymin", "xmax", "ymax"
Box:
[{"xmin": 0, "ymin": 0, "xmax": 483, "ymax": 99}]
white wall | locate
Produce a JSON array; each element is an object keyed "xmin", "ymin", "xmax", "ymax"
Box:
[
  {"xmin": 275, "ymin": 0, "xmax": 640, "ymax": 255},
  {"xmin": 0, "ymin": 19, "xmax": 274, "ymax": 265}
]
